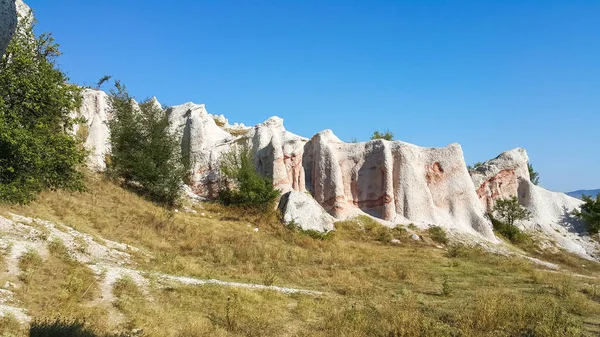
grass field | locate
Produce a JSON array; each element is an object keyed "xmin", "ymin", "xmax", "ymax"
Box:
[{"xmin": 1, "ymin": 175, "xmax": 600, "ymax": 336}]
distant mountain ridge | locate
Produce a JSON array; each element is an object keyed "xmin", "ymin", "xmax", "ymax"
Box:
[{"xmin": 566, "ymin": 189, "xmax": 600, "ymax": 200}]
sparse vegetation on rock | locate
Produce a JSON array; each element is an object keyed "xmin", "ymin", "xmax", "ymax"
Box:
[{"xmin": 370, "ymin": 130, "xmax": 394, "ymax": 141}]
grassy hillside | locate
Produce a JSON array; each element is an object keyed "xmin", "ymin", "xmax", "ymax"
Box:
[{"xmin": 1, "ymin": 175, "xmax": 600, "ymax": 336}]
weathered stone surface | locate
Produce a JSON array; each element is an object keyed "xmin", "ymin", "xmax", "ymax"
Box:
[
  {"xmin": 303, "ymin": 130, "xmax": 496, "ymax": 240},
  {"xmin": 0, "ymin": 0, "xmax": 18, "ymax": 57},
  {"xmin": 73, "ymin": 93, "xmax": 496, "ymax": 241},
  {"xmin": 471, "ymin": 148, "xmax": 530, "ymax": 211},
  {"xmin": 471, "ymin": 148, "xmax": 597, "ymax": 258},
  {"xmin": 72, "ymin": 89, "xmax": 112, "ymax": 170},
  {"xmin": 278, "ymin": 191, "xmax": 335, "ymax": 232}
]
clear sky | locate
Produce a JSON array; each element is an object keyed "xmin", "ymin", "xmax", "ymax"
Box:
[{"xmin": 27, "ymin": 0, "xmax": 599, "ymax": 192}]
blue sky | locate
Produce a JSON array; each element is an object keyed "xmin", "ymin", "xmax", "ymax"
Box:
[{"xmin": 28, "ymin": 0, "xmax": 599, "ymax": 192}]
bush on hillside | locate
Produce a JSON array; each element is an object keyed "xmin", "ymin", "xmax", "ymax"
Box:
[
  {"xmin": 490, "ymin": 215, "xmax": 531, "ymax": 245},
  {"xmin": 0, "ymin": 14, "xmax": 86, "ymax": 203},
  {"xmin": 107, "ymin": 82, "xmax": 185, "ymax": 206},
  {"xmin": 573, "ymin": 194, "xmax": 600, "ymax": 235},
  {"xmin": 427, "ymin": 226, "xmax": 449, "ymax": 245},
  {"xmin": 218, "ymin": 146, "xmax": 280, "ymax": 212}
]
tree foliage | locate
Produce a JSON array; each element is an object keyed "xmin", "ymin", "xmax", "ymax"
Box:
[
  {"xmin": 492, "ymin": 197, "xmax": 531, "ymax": 227},
  {"xmin": 0, "ymin": 15, "xmax": 85, "ymax": 203},
  {"xmin": 218, "ymin": 146, "xmax": 280, "ymax": 211},
  {"xmin": 573, "ymin": 194, "xmax": 600, "ymax": 235},
  {"xmin": 528, "ymin": 163, "xmax": 539, "ymax": 185},
  {"xmin": 107, "ymin": 82, "xmax": 185, "ymax": 206},
  {"xmin": 370, "ymin": 130, "xmax": 394, "ymax": 141}
]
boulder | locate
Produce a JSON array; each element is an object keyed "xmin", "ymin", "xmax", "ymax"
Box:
[
  {"xmin": 0, "ymin": 0, "xmax": 18, "ymax": 57},
  {"xmin": 278, "ymin": 191, "xmax": 335, "ymax": 233}
]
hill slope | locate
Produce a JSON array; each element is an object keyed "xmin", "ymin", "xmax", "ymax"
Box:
[
  {"xmin": 1, "ymin": 175, "xmax": 600, "ymax": 336},
  {"xmin": 567, "ymin": 189, "xmax": 600, "ymax": 200}
]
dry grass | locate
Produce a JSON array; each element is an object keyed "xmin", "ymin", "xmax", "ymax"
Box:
[{"xmin": 1, "ymin": 174, "xmax": 600, "ymax": 336}]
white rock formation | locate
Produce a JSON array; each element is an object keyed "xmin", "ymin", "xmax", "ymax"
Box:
[
  {"xmin": 72, "ymin": 90, "xmax": 599, "ymax": 253},
  {"xmin": 278, "ymin": 191, "xmax": 335, "ymax": 232},
  {"xmin": 73, "ymin": 93, "xmax": 496, "ymax": 240},
  {"xmin": 471, "ymin": 148, "xmax": 597, "ymax": 258},
  {"xmin": 167, "ymin": 102, "xmax": 233, "ymax": 197},
  {"xmin": 0, "ymin": 0, "xmax": 18, "ymax": 57},
  {"xmin": 72, "ymin": 89, "xmax": 112, "ymax": 170},
  {"xmin": 15, "ymin": 0, "xmax": 30, "ymax": 19},
  {"xmin": 303, "ymin": 130, "xmax": 496, "ymax": 240}
]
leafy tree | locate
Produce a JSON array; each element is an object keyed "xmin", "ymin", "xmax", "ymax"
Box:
[
  {"xmin": 492, "ymin": 197, "xmax": 531, "ymax": 227},
  {"xmin": 218, "ymin": 146, "xmax": 280, "ymax": 211},
  {"xmin": 107, "ymin": 81, "xmax": 185, "ymax": 206},
  {"xmin": 573, "ymin": 194, "xmax": 600, "ymax": 234},
  {"xmin": 0, "ymin": 14, "xmax": 85, "ymax": 203},
  {"xmin": 528, "ymin": 163, "xmax": 539, "ymax": 185},
  {"xmin": 370, "ymin": 130, "xmax": 394, "ymax": 141}
]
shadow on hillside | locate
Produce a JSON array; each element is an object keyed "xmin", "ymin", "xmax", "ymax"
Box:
[{"xmin": 558, "ymin": 206, "xmax": 586, "ymax": 235}]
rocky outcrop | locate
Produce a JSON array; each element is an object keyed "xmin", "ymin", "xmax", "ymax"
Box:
[
  {"xmin": 73, "ymin": 93, "xmax": 497, "ymax": 240},
  {"xmin": 303, "ymin": 130, "xmax": 495, "ymax": 240},
  {"xmin": 471, "ymin": 148, "xmax": 597, "ymax": 258},
  {"xmin": 72, "ymin": 89, "xmax": 112, "ymax": 170},
  {"xmin": 278, "ymin": 191, "xmax": 335, "ymax": 232},
  {"xmin": 471, "ymin": 148, "xmax": 531, "ymax": 211},
  {"xmin": 0, "ymin": 0, "xmax": 18, "ymax": 57}
]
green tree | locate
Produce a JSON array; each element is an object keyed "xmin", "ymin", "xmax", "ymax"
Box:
[
  {"xmin": 218, "ymin": 146, "xmax": 280, "ymax": 211},
  {"xmin": 107, "ymin": 81, "xmax": 185, "ymax": 206},
  {"xmin": 528, "ymin": 163, "xmax": 539, "ymax": 185},
  {"xmin": 370, "ymin": 130, "xmax": 394, "ymax": 141},
  {"xmin": 573, "ymin": 194, "xmax": 600, "ymax": 234},
  {"xmin": 0, "ymin": 14, "xmax": 85, "ymax": 203},
  {"xmin": 493, "ymin": 197, "xmax": 531, "ymax": 227}
]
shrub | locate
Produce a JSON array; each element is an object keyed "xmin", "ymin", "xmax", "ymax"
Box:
[
  {"xmin": 218, "ymin": 146, "xmax": 280, "ymax": 212},
  {"xmin": 490, "ymin": 214, "xmax": 531, "ymax": 245},
  {"xmin": 0, "ymin": 14, "xmax": 85, "ymax": 203},
  {"xmin": 573, "ymin": 194, "xmax": 600, "ymax": 234},
  {"xmin": 370, "ymin": 130, "xmax": 394, "ymax": 141},
  {"xmin": 492, "ymin": 196, "xmax": 531, "ymax": 227},
  {"xmin": 107, "ymin": 82, "xmax": 185, "ymax": 206},
  {"xmin": 427, "ymin": 226, "xmax": 448, "ymax": 245}
]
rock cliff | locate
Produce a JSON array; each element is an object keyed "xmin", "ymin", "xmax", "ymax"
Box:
[{"xmin": 0, "ymin": 0, "xmax": 18, "ymax": 56}]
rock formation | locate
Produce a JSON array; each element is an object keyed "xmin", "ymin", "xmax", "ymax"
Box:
[
  {"xmin": 278, "ymin": 191, "xmax": 335, "ymax": 232},
  {"xmin": 302, "ymin": 130, "xmax": 495, "ymax": 239},
  {"xmin": 72, "ymin": 89, "xmax": 112, "ymax": 170},
  {"xmin": 471, "ymin": 148, "xmax": 597, "ymax": 258},
  {"xmin": 74, "ymin": 92, "xmax": 497, "ymax": 241},
  {"xmin": 0, "ymin": 0, "xmax": 18, "ymax": 57}
]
